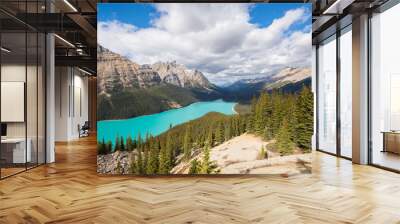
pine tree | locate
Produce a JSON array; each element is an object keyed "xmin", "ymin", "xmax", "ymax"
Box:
[
  {"xmin": 114, "ymin": 135, "xmax": 120, "ymax": 152},
  {"xmin": 159, "ymin": 142, "xmax": 168, "ymax": 174},
  {"xmin": 183, "ymin": 125, "xmax": 191, "ymax": 161},
  {"xmin": 294, "ymin": 86, "xmax": 314, "ymax": 152},
  {"xmin": 189, "ymin": 159, "xmax": 199, "ymax": 174},
  {"xmin": 143, "ymin": 146, "xmax": 149, "ymax": 175},
  {"xmin": 120, "ymin": 136, "xmax": 125, "ymax": 151},
  {"xmin": 136, "ymin": 148, "xmax": 144, "ymax": 174},
  {"xmin": 215, "ymin": 122, "xmax": 224, "ymax": 145},
  {"xmin": 239, "ymin": 115, "xmax": 246, "ymax": 134},
  {"xmin": 129, "ymin": 155, "xmax": 136, "ymax": 174},
  {"xmin": 254, "ymin": 93, "xmax": 267, "ymax": 135},
  {"xmin": 207, "ymin": 127, "xmax": 214, "ymax": 147},
  {"xmin": 276, "ymin": 118, "xmax": 295, "ymax": 155},
  {"xmin": 145, "ymin": 133, "xmax": 150, "ymax": 150},
  {"xmin": 132, "ymin": 139, "xmax": 137, "ymax": 150},
  {"xmin": 247, "ymin": 96, "xmax": 257, "ymax": 132},
  {"xmin": 258, "ymin": 145, "xmax": 267, "ymax": 160},
  {"xmin": 146, "ymin": 139, "xmax": 159, "ymax": 174},
  {"xmin": 232, "ymin": 116, "xmax": 240, "ymax": 136},
  {"xmin": 271, "ymin": 91, "xmax": 284, "ymax": 138},
  {"xmin": 224, "ymin": 122, "xmax": 231, "ymax": 141},
  {"xmin": 98, "ymin": 138, "xmax": 106, "ymax": 155},
  {"xmin": 200, "ymin": 143, "xmax": 211, "ymax": 174},
  {"xmin": 285, "ymin": 95, "xmax": 297, "ymax": 141},
  {"xmin": 126, "ymin": 135, "xmax": 133, "ymax": 151},
  {"xmin": 136, "ymin": 132, "xmax": 142, "ymax": 149},
  {"xmin": 263, "ymin": 126, "xmax": 273, "ymax": 140},
  {"xmin": 159, "ymin": 132, "xmax": 173, "ymax": 174},
  {"xmin": 106, "ymin": 140, "xmax": 112, "ymax": 154},
  {"xmin": 166, "ymin": 132, "xmax": 174, "ymax": 169}
]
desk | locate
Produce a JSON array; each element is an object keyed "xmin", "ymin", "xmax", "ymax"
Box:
[
  {"xmin": 382, "ymin": 131, "xmax": 400, "ymax": 155},
  {"xmin": 1, "ymin": 138, "xmax": 31, "ymax": 163}
]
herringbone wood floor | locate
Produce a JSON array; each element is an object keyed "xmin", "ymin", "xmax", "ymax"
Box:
[{"xmin": 1, "ymin": 136, "xmax": 400, "ymax": 224}]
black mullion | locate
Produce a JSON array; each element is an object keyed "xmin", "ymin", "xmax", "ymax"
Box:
[
  {"xmin": 336, "ymin": 27, "xmax": 341, "ymax": 157},
  {"xmin": 367, "ymin": 11, "xmax": 373, "ymax": 165},
  {"xmin": 44, "ymin": 34, "xmax": 47, "ymax": 164},
  {"xmin": 315, "ymin": 45, "xmax": 319, "ymax": 151}
]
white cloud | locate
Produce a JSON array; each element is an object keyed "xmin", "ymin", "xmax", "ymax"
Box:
[{"xmin": 98, "ymin": 4, "xmax": 311, "ymax": 85}]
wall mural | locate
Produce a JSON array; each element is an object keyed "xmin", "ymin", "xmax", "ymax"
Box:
[{"xmin": 97, "ymin": 3, "xmax": 313, "ymax": 175}]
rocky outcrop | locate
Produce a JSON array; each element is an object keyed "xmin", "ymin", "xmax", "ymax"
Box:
[
  {"xmin": 171, "ymin": 134, "xmax": 311, "ymax": 175},
  {"xmin": 98, "ymin": 46, "xmax": 141, "ymax": 95},
  {"xmin": 97, "ymin": 45, "xmax": 213, "ymax": 95},
  {"xmin": 97, "ymin": 150, "xmax": 133, "ymax": 174},
  {"xmin": 151, "ymin": 61, "xmax": 212, "ymax": 89},
  {"xmin": 272, "ymin": 67, "xmax": 311, "ymax": 84},
  {"xmin": 137, "ymin": 65, "xmax": 162, "ymax": 88}
]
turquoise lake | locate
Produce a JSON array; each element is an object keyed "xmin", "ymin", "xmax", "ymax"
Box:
[{"xmin": 97, "ymin": 99, "xmax": 237, "ymax": 144}]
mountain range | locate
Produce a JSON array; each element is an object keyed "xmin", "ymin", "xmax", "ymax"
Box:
[
  {"xmin": 222, "ymin": 67, "xmax": 311, "ymax": 101},
  {"xmin": 97, "ymin": 46, "xmax": 221, "ymax": 120},
  {"xmin": 97, "ymin": 45, "xmax": 311, "ymax": 120},
  {"xmin": 97, "ymin": 46, "xmax": 214, "ymax": 96}
]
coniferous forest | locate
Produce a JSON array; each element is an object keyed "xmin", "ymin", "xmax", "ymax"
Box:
[{"xmin": 97, "ymin": 86, "xmax": 314, "ymax": 175}]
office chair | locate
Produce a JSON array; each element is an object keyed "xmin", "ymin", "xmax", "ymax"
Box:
[{"xmin": 79, "ymin": 121, "xmax": 90, "ymax": 138}]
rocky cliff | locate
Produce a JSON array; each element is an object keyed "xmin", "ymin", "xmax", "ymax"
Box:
[
  {"xmin": 151, "ymin": 61, "xmax": 212, "ymax": 89},
  {"xmin": 97, "ymin": 45, "xmax": 213, "ymax": 95},
  {"xmin": 271, "ymin": 67, "xmax": 311, "ymax": 84}
]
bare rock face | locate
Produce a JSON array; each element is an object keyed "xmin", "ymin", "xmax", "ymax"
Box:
[
  {"xmin": 97, "ymin": 150, "xmax": 133, "ymax": 174},
  {"xmin": 97, "ymin": 45, "xmax": 214, "ymax": 95},
  {"xmin": 137, "ymin": 65, "xmax": 162, "ymax": 88},
  {"xmin": 97, "ymin": 46, "xmax": 142, "ymax": 94},
  {"xmin": 163, "ymin": 73, "xmax": 182, "ymax": 86},
  {"xmin": 151, "ymin": 61, "xmax": 212, "ymax": 89},
  {"xmin": 272, "ymin": 67, "xmax": 311, "ymax": 83}
]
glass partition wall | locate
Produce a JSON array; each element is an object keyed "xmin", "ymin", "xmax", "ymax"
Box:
[
  {"xmin": 316, "ymin": 0, "xmax": 400, "ymax": 172},
  {"xmin": 339, "ymin": 26, "xmax": 352, "ymax": 159},
  {"xmin": 316, "ymin": 25, "xmax": 353, "ymax": 159},
  {"xmin": 370, "ymin": 3, "xmax": 400, "ymax": 171},
  {"xmin": 317, "ymin": 35, "xmax": 337, "ymax": 155},
  {"xmin": 0, "ymin": 2, "xmax": 46, "ymax": 179}
]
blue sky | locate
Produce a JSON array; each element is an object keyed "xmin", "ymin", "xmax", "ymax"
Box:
[
  {"xmin": 98, "ymin": 3, "xmax": 310, "ymax": 30},
  {"xmin": 98, "ymin": 3, "xmax": 311, "ymax": 85}
]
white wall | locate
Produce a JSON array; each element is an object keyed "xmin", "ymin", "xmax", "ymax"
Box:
[
  {"xmin": 54, "ymin": 67, "xmax": 89, "ymax": 141},
  {"xmin": 1, "ymin": 65, "xmax": 26, "ymax": 138},
  {"xmin": 55, "ymin": 67, "xmax": 70, "ymax": 141}
]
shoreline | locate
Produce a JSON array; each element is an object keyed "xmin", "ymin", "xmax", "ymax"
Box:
[
  {"xmin": 232, "ymin": 103, "xmax": 239, "ymax": 114},
  {"xmin": 98, "ymin": 99, "xmax": 238, "ymax": 142},
  {"xmin": 98, "ymin": 99, "xmax": 237, "ymax": 123}
]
